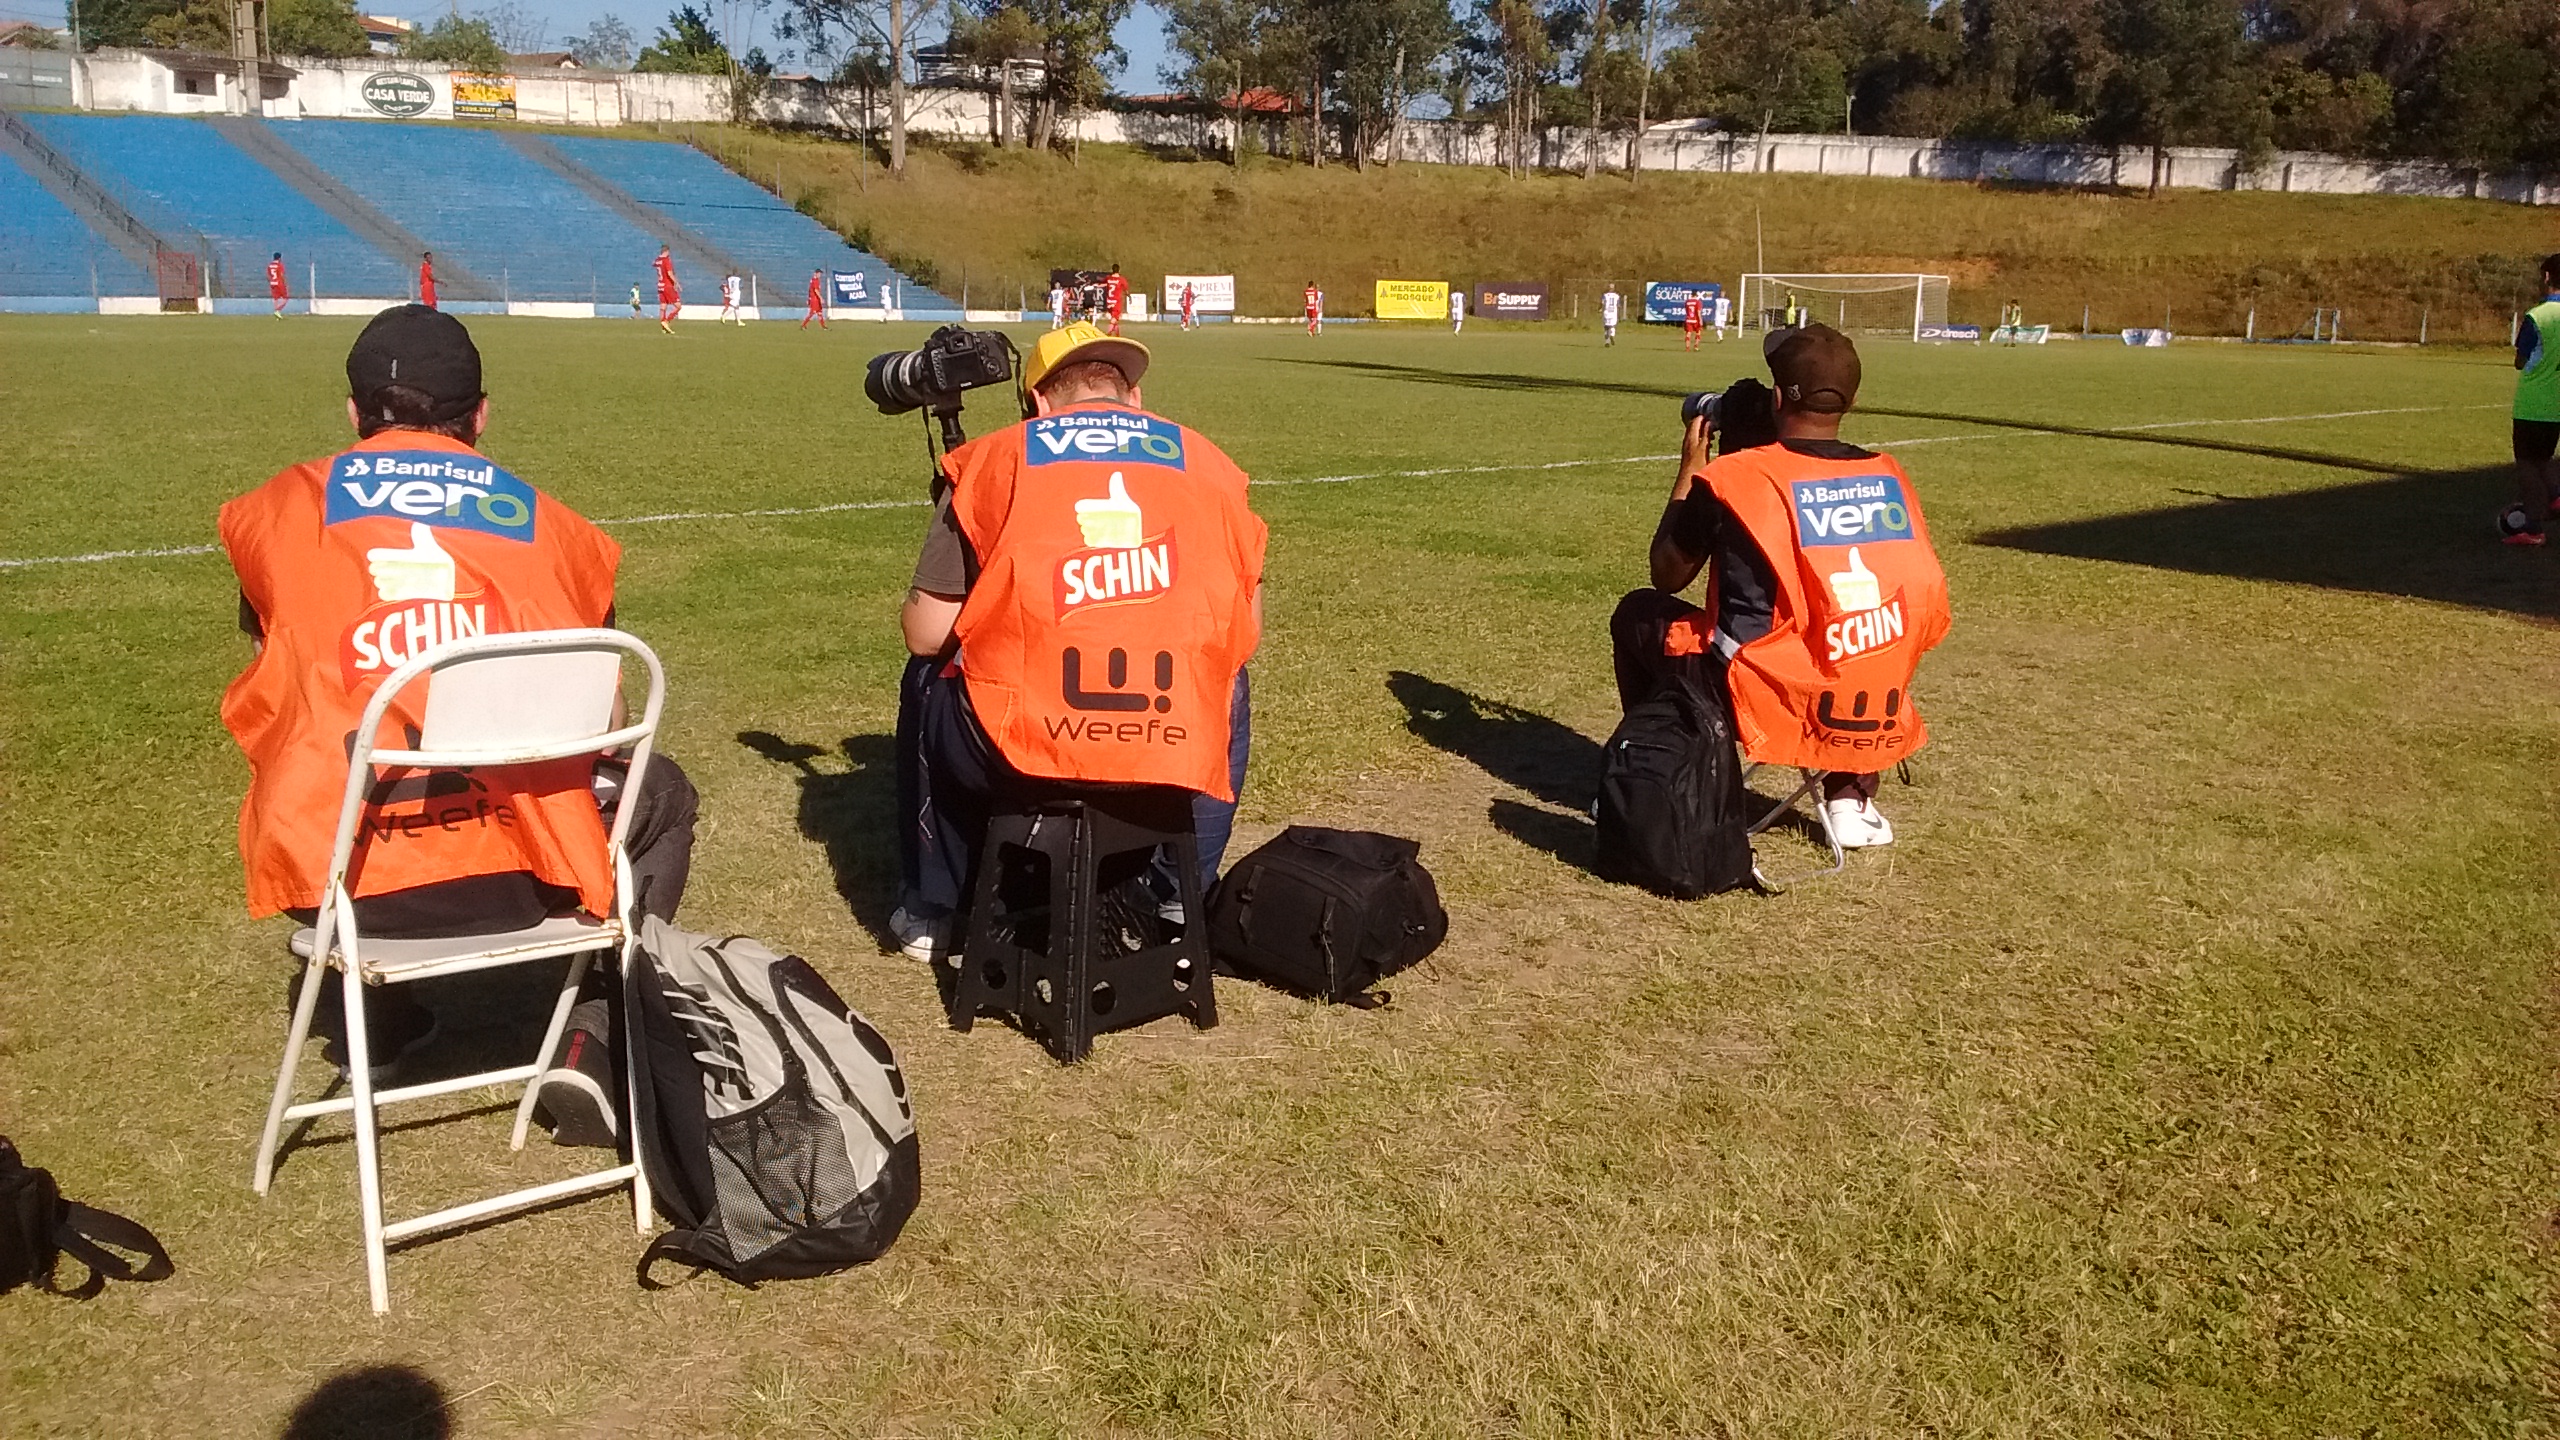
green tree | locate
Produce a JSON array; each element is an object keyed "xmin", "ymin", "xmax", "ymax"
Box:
[
  {"xmin": 947, "ymin": 2, "xmax": 1046, "ymax": 146},
  {"xmin": 2091, "ymin": 0, "xmax": 2266, "ymax": 183},
  {"xmin": 268, "ymin": 0, "xmax": 371, "ymax": 59},
  {"xmin": 1162, "ymin": 0, "xmax": 1272, "ymax": 165},
  {"xmin": 570, "ymin": 14, "xmax": 639, "ymax": 69},
  {"xmin": 405, "ymin": 14, "xmax": 509, "ymax": 68},
  {"xmin": 141, "ymin": 0, "xmax": 230, "ymax": 51},
  {"xmin": 634, "ymin": 4, "xmax": 731, "ymax": 72}
]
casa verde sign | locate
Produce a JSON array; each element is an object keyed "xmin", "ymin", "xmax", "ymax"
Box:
[{"xmin": 360, "ymin": 72, "xmax": 435, "ymax": 117}]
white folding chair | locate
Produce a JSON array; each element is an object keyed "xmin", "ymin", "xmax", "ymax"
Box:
[
  {"xmin": 250, "ymin": 628, "xmax": 663, "ymax": 1314},
  {"xmin": 1743, "ymin": 764, "xmax": 1846, "ymax": 884}
]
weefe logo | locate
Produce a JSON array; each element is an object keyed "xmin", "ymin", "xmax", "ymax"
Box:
[
  {"xmin": 1792, "ymin": 475, "xmax": 1912, "ymax": 547},
  {"xmin": 1027, "ymin": 412, "xmax": 1186, "ymax": 469},
  {"xmin": 325, "ymin": 451, "xmax": 538, "ymax": 542},
  {"xmin": 1045, "ymin": 646, "xmax": 1191, "ymax": 746}
]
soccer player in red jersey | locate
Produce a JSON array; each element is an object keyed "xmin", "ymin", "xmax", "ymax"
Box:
[
  {"xmin": 1683, "ymin": 291, "xmax": 1703, "ymax": 352},
  {"xmin": 418, "ymin": 251, "xmax": 437, "ymax": 309},
  {"xmin": 1304, "ymin": 280, "xmax": 1322, "ymax": 335},
  {"xmin": 1180, "ymin": 282, "xmax": 1197, "ymax": 331},
  {"xmin": 654, "ymin": 246, "xmax": 679, "ymax": 333},
  {"xmin": 267, "ymin": 252, "xmax": 288, "ymax": 318},
  {"xmin": 803, "ymin": 268, "xmax": 830, "ymax": 329},
  {"xmin": 1104, "ymin": 265, "xmax": 1128, "ymax": 336}
]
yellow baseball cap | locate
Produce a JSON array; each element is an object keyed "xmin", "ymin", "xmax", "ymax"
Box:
[{"xmin": 1023, "ymin": 320, "xmax": 1150, "ymax": 393}]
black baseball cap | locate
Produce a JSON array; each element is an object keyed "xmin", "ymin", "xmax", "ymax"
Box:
[
  {"xmin": 346, "ymin": 304, "xmax": 482, "ymax": 421},
  {"xmin": 1766, "ymin": 323, "xmax": 1861, "ymax": 414}
]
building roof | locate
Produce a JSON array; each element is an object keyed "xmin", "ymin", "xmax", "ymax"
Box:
[
  {"xmin": 0, "ymin": 19, "xmax": 63, "ymax": 46},
  {"xmin": 1121, "ymin": 86, "xmax": 1296, "ymax": 115},
  {"xmin": 509, "ymin": 51, "xmax": 580, "ymax": 68}
]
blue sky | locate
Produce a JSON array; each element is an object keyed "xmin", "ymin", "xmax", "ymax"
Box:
[{"xmin": 348, "ymin": 0, "xmax": 1179, "ymax": 92}]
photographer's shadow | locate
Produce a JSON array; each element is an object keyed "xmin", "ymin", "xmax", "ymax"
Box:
[
  {"xmin": 1386, "ymin": 671, "xmax": 1602, "ymax": 810},
  {"xmin": 736, "ymin": 731, "xmax": 903, "ymax": 948}
]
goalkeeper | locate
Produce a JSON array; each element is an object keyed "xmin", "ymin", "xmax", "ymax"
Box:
[{"xmin": 2501, "ymin": 254, "xmax": 2560, "ymax": 546}]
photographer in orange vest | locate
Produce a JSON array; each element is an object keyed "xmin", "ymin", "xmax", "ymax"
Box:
[
  {"xmin": 894, "ymin": 322, "xmax": 1266, "ymax": 959},
  {"xmin": 1617, "ymin": 324, "xmax": 1950, "ymax": 847},
  {"xmin": 220, "ymin": 305, "xmax": 696, "ymax": 1134}
]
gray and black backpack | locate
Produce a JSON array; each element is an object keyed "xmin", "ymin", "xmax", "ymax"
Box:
[{"xmin": 625, "ymin": 917, "xmax": 920, "ymax": 1286}]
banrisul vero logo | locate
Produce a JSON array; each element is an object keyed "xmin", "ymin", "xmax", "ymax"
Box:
[{"xmin": 361, "ymin": 72, "xmax": 435, "ymax": 117}]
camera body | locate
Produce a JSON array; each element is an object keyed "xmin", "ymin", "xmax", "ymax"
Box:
[
  {"xmin": 1682, "ymin": 377, "xmax": 1780, "ymax": 456},
  {"xmin": 865, "ymin": 325, "xmax": 1017, "ymax": 416}
]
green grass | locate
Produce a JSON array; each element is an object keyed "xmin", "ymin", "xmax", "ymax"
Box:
[
  {"xmin": 1, "ymin": 314, "xmax": 2553, "ymax": 1436},
  {"xmin": 696, "ymin": 126, "xmax": 2557, "ymax": 343}
]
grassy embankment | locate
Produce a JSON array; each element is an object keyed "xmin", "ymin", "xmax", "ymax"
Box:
[{"xmin": 680, "ymin": 123, "xmax": 2557, "ymax": 342}]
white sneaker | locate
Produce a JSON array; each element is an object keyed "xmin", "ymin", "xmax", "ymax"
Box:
[
  {"xmin": 887, "ymin": 906, "xmax": 955, "ymax": 962},
  {"xmin": 1822, "ymin": 796, "xmax": 1895, "ymax": 849}
]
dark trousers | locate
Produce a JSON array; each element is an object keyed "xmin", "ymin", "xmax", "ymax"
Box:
[
  {"xmin": 1610, "ymin": 590, "xmax": 1875, "ymax": 803},
  {"xmin": 909, "ymin": 665, "xmax": 1251, "ymax": 917}
]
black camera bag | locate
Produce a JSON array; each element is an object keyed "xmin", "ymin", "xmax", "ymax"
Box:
[
  {"xmin": 0, "ymin": 1137, "xmax": 173, "ymax": 1299},
  {"xmin": 1206, "ymin": 828, "xmax": 1447, "ymax": 1006},
  {"xmin": 1595, "ymin": 674, "xmax": 1756, "ymax": 899}
]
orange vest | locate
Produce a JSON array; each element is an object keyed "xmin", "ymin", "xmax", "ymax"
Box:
[
  {"xmin": 1704, "ymin": 445, "xmax": 1951, "ymax": 772},
  {"xmin": 219, "ymin": 430, "xmax": 622, "ymax": 918},
  {"xmin": 944, "ymin": 401, "xmax": 1266, "ymax": 800}
]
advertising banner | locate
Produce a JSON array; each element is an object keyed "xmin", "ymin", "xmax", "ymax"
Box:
[
  {"xmin": 1918, "ymin": 323, "xmax": 1984, "ymax": 342},
  {"xmin": 1374, "ymin": 279, "xmax": 1449, "ymax": 320},
  {"xmin": 2120, "ymin": 327, "xmax": 2172, "ymax": 347},
  {"xmin": 1993, "ymin": 323, "xmax": 2051, "ymax": 344},
  {"xmin": 1162, "ymin": 274, "xmax": 1235, "ymax": 314},
  {"xmin": 451, "ymin": 72, "xmax": 516, "ymax": 120},
  {"xmin": 1642, "ymin": 280, "xmax": 1720, "ymax": 324},
  {"xmin": 1474, "ymin": 282, "xmax": 1549, "ymax": 320},
  {"xmin": 830, "ymin": 270, "xmax": 870, "ymax": 306},
  {"xmin": 358, "ymin": 71, "xmax": 436, "ymax": 118}
]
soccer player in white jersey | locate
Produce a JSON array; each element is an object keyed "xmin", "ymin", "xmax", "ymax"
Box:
[
  {"xmin": 720, "ymin": 274, "xmax": 743, "ymax": 324},
  {"xmin": 1601, "ymin": 287, "xmax": 1621, "ymax": 346}
]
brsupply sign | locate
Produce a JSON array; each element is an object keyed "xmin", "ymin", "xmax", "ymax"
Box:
[
  {"xmin": 1374, "ymin": 280, "xmax": 1449, "ymax": 320},
  {"xmin": 451, "ymin": 72, "xmax": 516, "ymax": 120},
  {"xmin": 1161, "ymin": 274, "xmax": 1235, "ymax": 314},
  {"xmin": 1474, "ymin": 282, "xmax": 1549, "ymax": 320},
  {"xmin": 1643, "ymin": 281, "xmax": 1720, "ymax": 325},
  {"xmin": 830, "ymin": 270, "xmax": 870, "ymax": 306},
  {"xmin": 359, "ymin": 72, "xmax": 434, "ymax": 118}
]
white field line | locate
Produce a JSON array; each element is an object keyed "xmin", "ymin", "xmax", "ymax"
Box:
[{"xmin": 0, "ymin": 402, "xmax": 2501, "ymax": 572}]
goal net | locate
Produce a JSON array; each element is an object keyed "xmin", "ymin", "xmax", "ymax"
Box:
[{"xmin": 1738, "ymin": 274, "xmax": 1950, "ymax": 340}]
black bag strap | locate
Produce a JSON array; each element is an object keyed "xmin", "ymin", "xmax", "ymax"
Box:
[
  {"xmin": 45, "ymin": 1201, "xmax": 173, "ymax": 1298},
  {"xmin": 637, "ymin": 1229, "xmax": 745, "ymax": 1290}
]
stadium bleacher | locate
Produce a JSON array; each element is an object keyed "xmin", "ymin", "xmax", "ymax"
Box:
[
  {"xmin": 547, "ymin": 134, "xmax": 957, "ymax": 311},
  {"xmin": 0, "ymin": 151, "xmax": 150, "ymax": 297},
  {"xmin": 23, "ymin": 114, "xmax": 405, "ymax": 300},
  {"xmin": 271, "ymin": 121, "xmax": 673, "ymax": 304},
  {"xmin": 0, "ymin": 114, "xmax": 943, "ymax": 312}
]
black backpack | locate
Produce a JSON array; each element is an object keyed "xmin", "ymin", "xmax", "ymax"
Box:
[
  {"xmin": 1595, "ymin": 675, "xmax": 1757, "ymax": 898},
  {"xmin": 0, "ymin": 1137, "xmax": 173, "ymax": 1299},
  {"xmin": 626, "ymin": 918, "xmax": 921, "ymax": 1288},
  {"xmin": 1206, "ymin": 828, "xmax": 1448, "ymax": 1006}
]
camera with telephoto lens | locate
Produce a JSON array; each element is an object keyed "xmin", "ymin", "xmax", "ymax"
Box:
[
  {"xmin": 864, "ymin": 325, "xmax": 1017, "ymax": 416},
  {"xmin": 1682, "ymin": 377, "xmax": 1779, "ymax": 456}
]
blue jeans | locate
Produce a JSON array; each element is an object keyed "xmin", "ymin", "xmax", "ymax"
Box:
[{"xmin": 907, "ymin": 665, "xmax": 1251, "ymax": 917}]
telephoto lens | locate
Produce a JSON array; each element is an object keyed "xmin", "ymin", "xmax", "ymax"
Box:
[{"xmin": 1682, "ymin": 390, "xmax": 1724, "ymax": 426}]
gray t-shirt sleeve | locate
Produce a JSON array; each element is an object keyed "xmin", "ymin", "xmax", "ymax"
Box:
[{"xmin": 910, "ymin": 493, "xmax": 973, "ymax": 595}]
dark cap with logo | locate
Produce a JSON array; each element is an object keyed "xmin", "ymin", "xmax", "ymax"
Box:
[
  {"xmin": 346, "ymin": 304, "xmax": 483, "ymax": 421},
  {"xmin": 1765, "ymin": 323, "xmax": 1860, "ymax": 414}
]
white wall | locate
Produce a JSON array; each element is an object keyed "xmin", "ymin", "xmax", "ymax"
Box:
[{"xmin": 41, "ymin": 50, "xmax": 2558, "ymax": 208}]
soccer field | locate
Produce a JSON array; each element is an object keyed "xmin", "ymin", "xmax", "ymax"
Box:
[{"xmin": 3, "ymin": 315, "xmax": 2552, "ymax": 1436}]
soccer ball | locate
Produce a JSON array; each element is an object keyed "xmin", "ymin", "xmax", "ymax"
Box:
[{"xmin": 2495, "ymin": 503, "xmax": 2536, "ymax": 539}]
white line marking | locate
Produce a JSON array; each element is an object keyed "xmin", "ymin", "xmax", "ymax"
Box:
[{"xmin": 0, "ymin": 402, "xmax": 2505, "ymax": 572}]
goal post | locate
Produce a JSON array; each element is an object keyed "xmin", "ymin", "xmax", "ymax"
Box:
[{"xmin": 1738, "ymin": 273, "xmax": 1951, "ymax": 341}]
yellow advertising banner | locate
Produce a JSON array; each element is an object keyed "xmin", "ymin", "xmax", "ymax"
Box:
[
  {"xmin": 1374, "ymin": 279, "xmax": 1449, "ymax": 320},
  {"xmin": 451, "ymin": 72, "xmax": 517, "ymax": 120}
]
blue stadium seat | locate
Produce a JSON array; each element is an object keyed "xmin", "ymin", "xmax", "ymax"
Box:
[
  {"xmin": 23, "ymin": 114, "xmax": 404, "ymax": 299},
  {"xmin": 546, "ymin": 135, "xmax": 958, "ymax": 311},
  {"xmin": 273, "ymin": 121, "xmax": 689, "ymax": 304},
  {"xmin": 0, "ymin": 151, "xmax": 150, "ymax": 296}
]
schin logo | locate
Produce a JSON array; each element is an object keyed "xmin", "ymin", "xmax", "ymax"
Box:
[{"xmin": 658, "ymin": 977, "xmax": 755, "ymax": 1102}]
